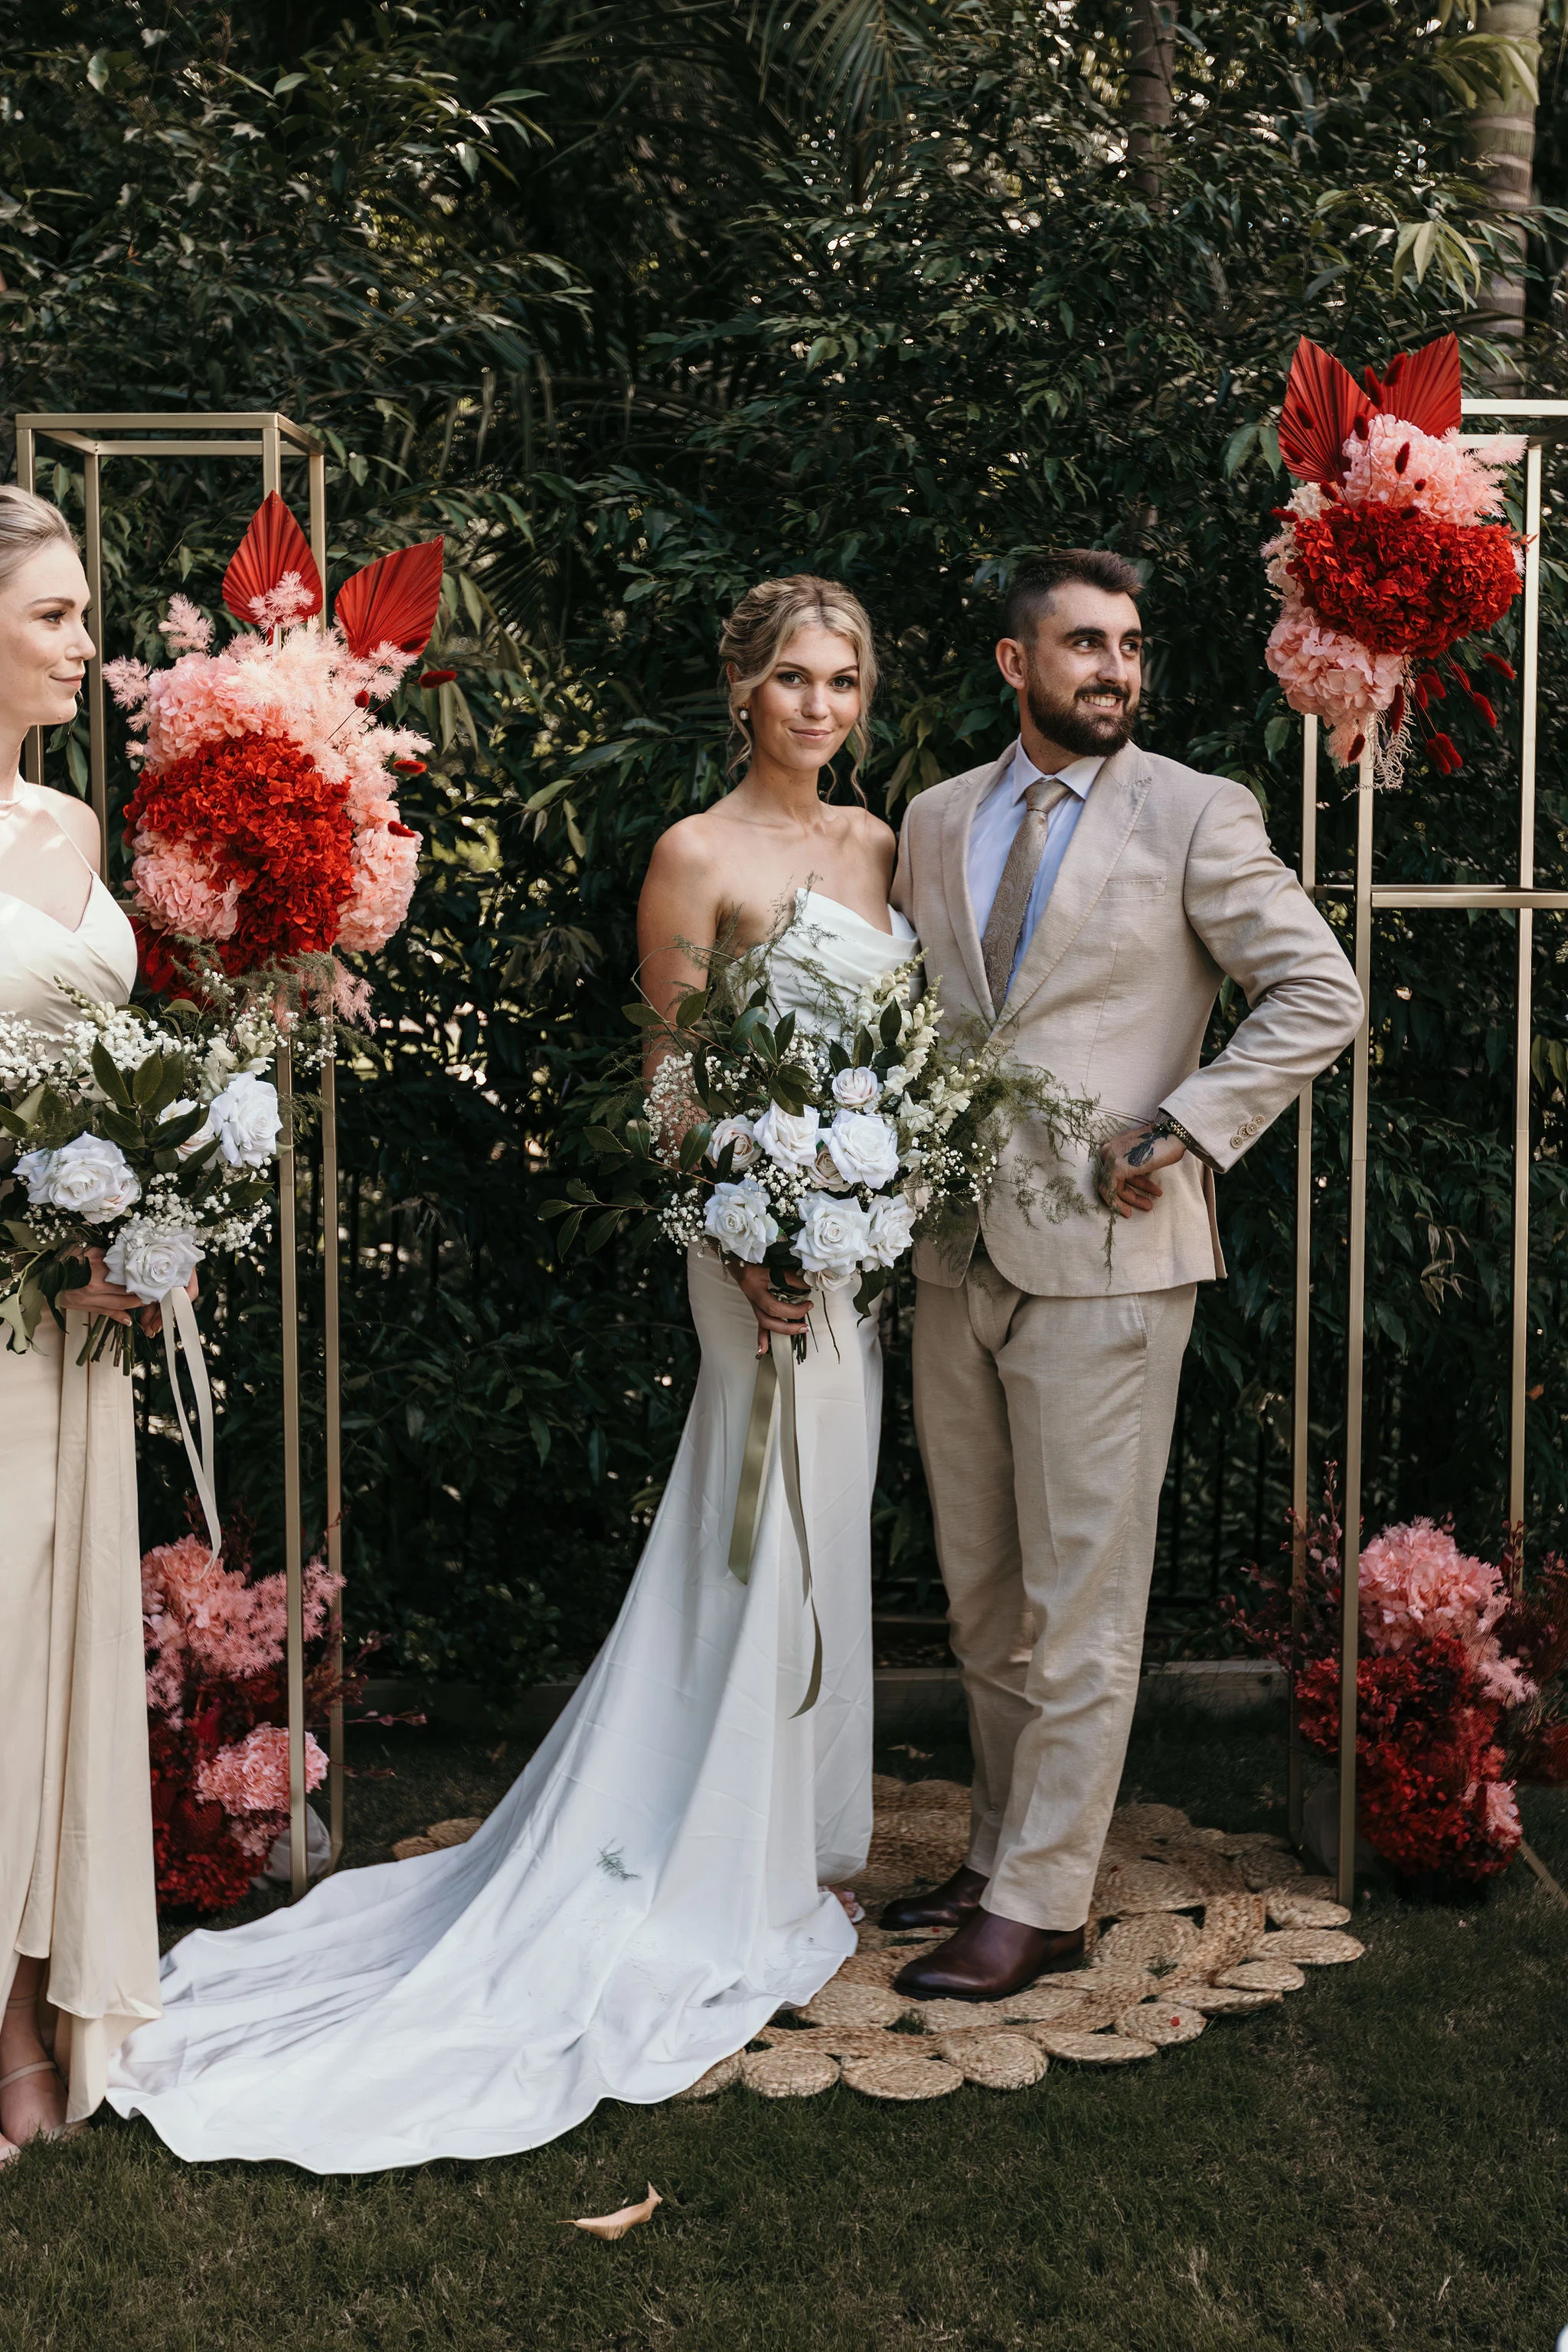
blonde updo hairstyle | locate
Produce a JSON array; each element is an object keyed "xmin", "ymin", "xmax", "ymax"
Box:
[
  {"xmin": 720, "ymin": 573, "xmax": 877, "ymax": 792},
  {"xmin": 0, "ymin": 485, "xmax": 77, "ymax": 592}
]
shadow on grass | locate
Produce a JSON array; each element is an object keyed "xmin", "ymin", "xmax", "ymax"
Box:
[{"xmin": 5, "ymin": 1700, "xmax": 1563, "ymax": 2352}]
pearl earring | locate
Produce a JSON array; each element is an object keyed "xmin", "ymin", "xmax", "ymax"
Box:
[{"xmin": 739, "ymin": 707, "xmax": 750, "ymax": 719}]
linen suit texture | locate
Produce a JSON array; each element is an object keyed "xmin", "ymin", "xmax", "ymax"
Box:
[{"xmin": 893, "ymin": 738, "xmax": 1362, "ymax": 1929}]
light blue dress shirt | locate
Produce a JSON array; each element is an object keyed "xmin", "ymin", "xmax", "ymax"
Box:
[{"xmin": 966, "ymin": 744, "xmax": 1106, "ymax": 994}]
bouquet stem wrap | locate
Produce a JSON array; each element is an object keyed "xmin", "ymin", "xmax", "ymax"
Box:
[
  {"xmin": 162, "ymin": 1281, "xmax": 221, "ymax": 1568},
  {"xmin": 727, "ymin": 1335, "xmax": 823, "ymax": 1717}
]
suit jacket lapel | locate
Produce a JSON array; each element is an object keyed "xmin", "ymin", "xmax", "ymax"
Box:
[
  {"xmin": 1001, "ymin": 742, "xmax": 1152, "ymax": 1022},
  {"xmin": 942, "ymin": 741, "xmax": 1014, "ymax": 1018}
]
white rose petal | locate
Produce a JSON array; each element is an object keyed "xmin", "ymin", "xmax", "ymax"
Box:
[
  {"xmin": 864, "ymin": 1191, "xmax": 917, "ymax": 1269},
  {"xmin": 13, "ymin": 1145, "xmax": 58, "ymax": 1204},
  {"xmin": 753, "ymin": 1101, "xmax": 820, "ymax": 1174},
  {"xmin": 794, "ymin": 1191, "xmax": 871, "ymax": 1285},
  {"xmin": 702, "ymin": 1174, "xmax": 778, "ymax": 1265},
  {"xmin": 207, "ymin": 1072, "xmax": 282, "ymax": 1168},
  {"xmin": 812, "ymin": 1143, "xmax": 851, "ymax": 1194},
  {"xmin": 707, "ymin": 1115, "xmax": 760, "ymax": 1172},
  {"xmin": 831, "ymin": 1065, "xmax": 882, "ymax": 1109},
  {"xmin": 825, "ymin": 1108, "xmax": 900, "ymax": 1193},
  {"xmin": 36, "ymin": 1132, "xmax": 142, "ymax": 1224},
  {"xmin": 103, "ymin": 1220, "xmax": 205, "ymax": 1304}
]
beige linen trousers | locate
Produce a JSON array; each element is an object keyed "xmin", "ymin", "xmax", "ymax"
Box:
[{"xmin": 893, "ymin": 738, "xmax": 1363, "ymax": 1929}]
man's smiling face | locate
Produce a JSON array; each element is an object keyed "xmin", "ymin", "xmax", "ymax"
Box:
[{"xmin": 997, "ymin": 583, "xmax": 1144, "ymax": 763}]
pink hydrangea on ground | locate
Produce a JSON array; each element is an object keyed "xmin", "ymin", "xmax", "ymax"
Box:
[
  {"xmin": 1338, "ymin": 413, "xmax": 1524, "ymax": 528},
  {"xmin": 142, "ymin": 1531, "xmax": 341, "ymax": 1721},
  {"xmin": 198, "ymin": 1723, "xmax": 328, "ymax": 1815},
  {"xmin": 1359, "ymin": 1517, "xmax": 1535, "ymax": 1704}
]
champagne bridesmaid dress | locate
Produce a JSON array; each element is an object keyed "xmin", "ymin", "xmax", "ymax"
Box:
[{"xmin": 0, "ymin": 786, "xmax": 162, "ymax": 2121}]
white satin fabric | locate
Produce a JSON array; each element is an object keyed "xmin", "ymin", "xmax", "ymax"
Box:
[
  {"xmin": 107, "ymin": 890, "xmax": 916, "ymax": 2171},
  {"xmin": 0, "ymin": 797, "xmax": 162, "ymax": 2121}
]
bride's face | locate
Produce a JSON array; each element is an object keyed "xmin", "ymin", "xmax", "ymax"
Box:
[
  {"xmin": 0, "ymin": 544, "xmax": 95, "ymax": 739},
  {"xmin": 745, "ymin": 626, "xmax": 861, "ymax": 776}
]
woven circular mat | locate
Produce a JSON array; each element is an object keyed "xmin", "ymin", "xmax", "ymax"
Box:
[{"xmin": 394, "ymin": 1778, "xmax": 1366, "ymax": 2101}]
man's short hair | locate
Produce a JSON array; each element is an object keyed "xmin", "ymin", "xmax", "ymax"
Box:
[{"xmin": 1001, "ymin": 549, "xmax": 1144, "ymax": 644}]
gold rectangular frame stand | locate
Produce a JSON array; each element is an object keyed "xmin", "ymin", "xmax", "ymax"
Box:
[
  {"xmin": 13, "ymin": 412, "xmax": 344, "ymax": 1902},
  {"xmin": 1290, "ymin": 401, "xmax": 1568, "ymax": 1907}
]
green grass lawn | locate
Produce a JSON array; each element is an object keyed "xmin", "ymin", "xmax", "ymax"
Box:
[{"xmin": 3, "ymin": 1703, "xmax": 1564, "ymax": 2352}]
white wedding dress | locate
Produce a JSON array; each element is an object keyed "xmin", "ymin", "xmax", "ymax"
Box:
[{"xmin": 106, "ymin": 890, "xmax": 916, "ymax": 2170}]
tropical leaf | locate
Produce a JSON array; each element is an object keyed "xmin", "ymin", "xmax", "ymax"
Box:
[{"xmin": 220, "ymin": 493, "xmax": 323, "ymax": 628}]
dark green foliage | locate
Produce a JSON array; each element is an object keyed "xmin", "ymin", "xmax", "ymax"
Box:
[{"xmin": 7, "ymin": 2, "xmax": 1568, "ymax": 1681}]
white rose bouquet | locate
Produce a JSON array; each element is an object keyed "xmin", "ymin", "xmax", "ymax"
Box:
[
  {"xmin": 0, "ymin": 979, "xmax": 283, "ymax": 1366},
  {"xmin": 547, "ymin": 923, "xmax": 1103, "ymax": 1348}
]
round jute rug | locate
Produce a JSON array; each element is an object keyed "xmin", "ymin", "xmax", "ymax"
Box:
[{"xmin": 393, "ymin": 1776, "xmax": 1365, "ymax": 2101}]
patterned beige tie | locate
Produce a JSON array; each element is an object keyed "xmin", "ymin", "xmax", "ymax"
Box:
[{"xmin": 980, "ymin": 776, "xmax": 1070, "ymax": 1014}]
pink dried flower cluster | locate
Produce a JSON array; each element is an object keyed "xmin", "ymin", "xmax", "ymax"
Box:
[
  {"xmin": 1359, "ymin": 1517, "xmax": 1536, "ymax": 1706},
  {"xmin": 197, "ymin": 1723, "xmax": 328, "ymax": 1817},
  {"xmin": 142, "ymin": 1529, "xmax": 341, "ymax": 1723},
  {"xmin": 105, "ymin": 601, "xmax": 424, "ymax": 960}
]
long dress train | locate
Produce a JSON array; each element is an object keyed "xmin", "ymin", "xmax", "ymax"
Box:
[
  {"xmin": 0, "ymin": 797, "xmax": 162, "ymax": 2121},
  {"xmin": 106, "ymin": 890, "xmax": 915, "ymax": 2169}
]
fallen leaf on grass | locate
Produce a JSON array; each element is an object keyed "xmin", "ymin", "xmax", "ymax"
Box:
[{"xmin": 570, "ymin": 2184, "xmax": 662, "ymax": 2241}]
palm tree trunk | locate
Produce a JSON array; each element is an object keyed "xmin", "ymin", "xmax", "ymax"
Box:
[
  {"xmin": 1126, "ymin": 1, "xmax": 1176, "ymax": 202},
  {"xmin": 1473, "ymin": 0, "xmax": 1543, "ymax": 387}
]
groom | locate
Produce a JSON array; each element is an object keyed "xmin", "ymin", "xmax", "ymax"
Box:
[{"xmin": 888, "ymin": 549, "xmax": 1362, "ymax": 1999}]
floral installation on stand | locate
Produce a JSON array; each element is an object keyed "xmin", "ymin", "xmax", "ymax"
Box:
[
  {"xmin": 544, "ymin": 895, "xmax": 1104, "ymax": 1336},
  {"xmin": 104, "ymin": 492, "xmax": 444, "ymax": 1011},
  {"xmin": 0, "ymin": 974, "xmax": 282, "ymax": 1365},
  {"xmin": 1226, "ymin": 1472, "xmax": 1568, "ymax": 1883},
  {"xmin": 1263, "ymin": 331, "xmax": 1527, "ymax": 783}
]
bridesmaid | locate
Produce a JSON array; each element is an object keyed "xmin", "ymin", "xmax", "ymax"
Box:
[{"xmin": 0, "ymin": 486, "xmax": 161, "ymax": 2158}]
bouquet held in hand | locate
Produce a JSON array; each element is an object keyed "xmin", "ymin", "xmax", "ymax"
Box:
[{"xmin": 0, "ymin": 982, "xmax": 280, "ymax": 1364}]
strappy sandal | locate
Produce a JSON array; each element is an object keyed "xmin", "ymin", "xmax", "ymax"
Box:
[{"xmin": 0, "ymin": 1994, "xmax": 74, "ymax": 2145}]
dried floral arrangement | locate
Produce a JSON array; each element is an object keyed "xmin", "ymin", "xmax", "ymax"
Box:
[
  {"xmin": 1263, "ymin": 332, "xmax": 1525, "ymax": 782},
  {"xmin": 1227, "ymin": 1477, "xmax": 1568, "ymax": 1883}
]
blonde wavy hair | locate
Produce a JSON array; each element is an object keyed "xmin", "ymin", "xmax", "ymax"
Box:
[
  {"xmin": 0, "ymin": 485, "xmax": 77, "ymax": 593},
  {"xmin": 719, "ymin": 574, "xmax": 877, "ymax": 790}
]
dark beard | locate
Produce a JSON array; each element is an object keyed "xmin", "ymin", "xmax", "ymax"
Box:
[{"xmin": 1025, "ymin": 673, "xmax": 1138, "ymax": 759}]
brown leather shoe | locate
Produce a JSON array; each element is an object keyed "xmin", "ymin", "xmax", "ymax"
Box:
[
  {"xmin": 893, "ymin": 1907, "xmax": 1086, "ymax": 2001},
  {"xmin": 879, "ymin": 1864, "xmax": 988, "ymax": 1932}
]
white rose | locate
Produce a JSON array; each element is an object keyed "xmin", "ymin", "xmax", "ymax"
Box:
[
  {"xmin": 831, "ymin": 1065, "xmax": 882, "ymax": 1110},
  {"xmin": 13, "ymin": 1145, "xmax": 58, "ymax": 1204},
  {"xmin": 702, "ymin": 1174, "xmax": 778, "ymax": 1265},
  {"xmin": 206, "ymin": 1071, "xmax": 282, "ymax": 1168},
  {"xmin": 812, "ymin": 1143, "xmax": 851, "ymax": 1194},
  {"xmin": 103, "ymin": 1220, "xmax": 205, "ymax": 1303},
  {"xmin": 794, "ymin": 1191, "xmax": 871, "ymax": 1285},
  {"xmin": 753, "ymin": 1101, "xmax": 820, "ymax": 1174},
  {"xmin": 825, "ymin": 1108, "xmax": 900, "ymax": 1193},
  {"xmin": 864, "ymin": 1191, "xmax": 917, "ymax": 1269},
  {"xmin": 707, "ymin": 1115, "xmax": 760, "ymax": 1172},
  {"xmin": 37, "ymin": 1133, "xmax": 142, "ymax": 1223},
  {"xmin": 157, "ymin": 1097, "xmax": 217, "ymax": 1161}
]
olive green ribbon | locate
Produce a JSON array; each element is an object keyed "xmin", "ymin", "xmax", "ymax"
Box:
[{"xmin": 727, "ymin": 1334, "xmax": 824, "ymax": 1717}]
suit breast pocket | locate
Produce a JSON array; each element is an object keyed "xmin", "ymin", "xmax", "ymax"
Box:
[{"xmin": 1102, "ymin": 871, "xmax": 1168, "ymax": 900}]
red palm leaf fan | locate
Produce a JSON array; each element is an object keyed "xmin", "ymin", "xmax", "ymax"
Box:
[
  {"xmin": 334, "ymin": 541, "xmax": 445, "ymax": 660},
  {"xmin": 1278, "ymin": 332, "xmax": 1464, "ymax": 486},
  {"xmin": 220, "ymin": 493, "xmax": 324, "ymax": 629}
]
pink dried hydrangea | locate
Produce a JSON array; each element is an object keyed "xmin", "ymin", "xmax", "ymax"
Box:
[
  {"xmin": 1264, "ymin": 590, "xmax": 1405, "ymax": 766},
  {"xmin": 1359, "ymin": 1517, "xmax": 1535, "ymax": 1705},
  {"xmin": 1338, "ymin": 413, "xmax": 1524, "ymax": 528},
  {"xmin": 198, "ymin": 1723, "xmax": 328, "ymax": 1815}
]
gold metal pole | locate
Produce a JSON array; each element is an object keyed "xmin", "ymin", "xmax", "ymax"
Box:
[
  {"xmin": 1289, "ymin": 714, "xmax": 1319, "ymax": 1845},
  {"xmin": 15, "ymin": 423, "xmax": 44, "ymax": 789},
  {"xmin": 1338, "ymin": 753, "xmax": 1375, "ymax": 1906},
  {"xmin": 322, "ymin": 1046, "xmax": 345, "ymax": 1867},
  {"xmin": 1509, "ymin": 443, "xmax": 1543, "ymax": 1531},
  {"xmin": 278, "ymin": 1040, "xmax": 308, "ymax": 1899},
  {"xmin": 262, "ymin": 417, "xmax": 283, "ymax": 501},
  {"xmin": 307, "ymin": 442, "xmax": 328, "ymax": 612},
  {"xmin": 81, "ymin": 449, "xmax": 109, "ymax": 858}
]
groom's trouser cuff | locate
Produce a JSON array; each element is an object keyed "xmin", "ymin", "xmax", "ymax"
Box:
[{"xmin": 913, "ymin": 1272, "xmax": 1195, "ymax": 1933}]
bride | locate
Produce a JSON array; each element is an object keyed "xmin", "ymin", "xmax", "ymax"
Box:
[{"xmin": 107, "ymin": 573, "xmax": 914, "ymax": 2170}]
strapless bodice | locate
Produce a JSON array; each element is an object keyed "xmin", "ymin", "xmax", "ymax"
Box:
[
  {"xmin": 0, "ymin": 877, "xmax": 139, "ymax": 1034},
  {"xmin": 766, "ymin": 888, "xmax": 916, "ymax": 1037}
]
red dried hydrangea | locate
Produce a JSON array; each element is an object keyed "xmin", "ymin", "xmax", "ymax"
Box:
[{"xmin": 1289, "ymin": 504, "xmax": 1520, "ymax": 659}]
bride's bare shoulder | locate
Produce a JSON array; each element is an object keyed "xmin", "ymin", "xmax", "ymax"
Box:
[
  {"xmin": 642, "ymin": 805, "xmax": 732, "ymax": 890},
  {"xmin": 30, "ymin": 784, "xmax": 100, "ymax": 860}
]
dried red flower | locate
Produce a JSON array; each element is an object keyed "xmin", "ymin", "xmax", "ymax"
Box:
[
  {"xmin": 1289, "ymin": 505, "xmax": 1521, "ymax": 658},
  {"xmin": 419, "ymin": 668, "xmax": 456, "ymax": 687},
  {"xmin": 393, "ymin": 758, "xmax": 426, "ymax": 774},
  {"xmin": 1481, "ymin": 653, "xmax": 1517, "ymax": 681}
]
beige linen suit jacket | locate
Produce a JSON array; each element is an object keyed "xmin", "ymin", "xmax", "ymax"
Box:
[{"xmin": 892, "ymin": 738, "xmax": 1364, "ymax": 1298}]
